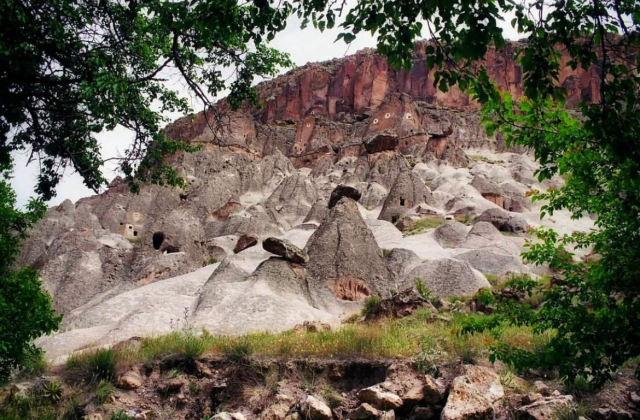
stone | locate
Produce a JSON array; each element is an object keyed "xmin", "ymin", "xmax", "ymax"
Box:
[
  {"xmin": 515, "ymin": 395, "xmax": 574, "ymax": 420},
  {"xmin": 328, "ymin": 185, "xmax": 362, "ymax": 209},
  {"xmin": 357, "ymin": 386, "xmax": 403, "ymax": 410},
  {"xmin": 234, "ymin": 234, "xmax": 259, "ymax": 253},
  {"xmin": 433, "ymin": 222, "xmax": 468, "ymax": 248},
  {"xmin": 195, "ymin": 360, "xmax": 213, "ymax": 378},
  {"xmin": 157, "ymin": 377, "xmax": 188, "ymax": 394},
  {"xmin": 409, "ymin": 407, "xmax": 435, "ymax": 420},
  {"xmin": 364, "ymin": 133, "xmax": 399, "ymax": 154},
  {"xmin": 441, "ymin": 365, "xmax": 504, "ymax": 420},
  {"xmin": 363, "ymin": 288, "xmax": 434, "ymax": 320},
  {"xmin": 348, "ymin": 403, "xmax": 380, "ymax": 419},
  {"xmin": 475, "ymin": 208, "xmax": 529, "ymax": 233},
  {"xmin": 262, "ymin": 394, "xmax": 296, "ymax": 420},
  {"xmin": 300, "ymin": 395, "xmax": 333, "ymax": 420},
  {"xmin": 403, "ymin": 259, "xmax": 490, "ymax": 298},
  {"xmin": 117, "ymin": 371, "xmax": 143, "ymax": 390},
  {"xmin": 83, "ymin": 415, "xmax": 103, "ymax": 420},
  {"xmin": 532, "ymin": 381, "xmax": 551, "ymax": 397},
  {"xmin": 591, "ymin": 407, "xmax": 633, "ymax": 420},
  {"xmin": 423, "ymin": 375, "xmax": 447, "ymax": 404},
  {"xmin": 263, "ymin": 237, "xmax": 309, "ymax": 263}
]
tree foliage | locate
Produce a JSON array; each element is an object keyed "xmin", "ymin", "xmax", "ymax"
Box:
[
  {"xmin": 1, "ymin": 0, "xmax": 294, "ymax": 199},
  {"xmin": 0, "ymin": 178, "xmax": 60, "ymax": 384},
  {"xmin": 303, "ymin": 0, "xmax": 640, "ymax": 385}
]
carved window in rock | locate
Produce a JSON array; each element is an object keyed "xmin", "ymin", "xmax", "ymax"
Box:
[
  {"xmin": 372, "ymin": 118, "xmax": 379, "ymax": 124},
  {"xmin": 400, "ymin": 197, "xmax": 406, "ymax": 206},
  {"xmin": 384, "ymin": 113, "xmax": 391, "ymax": 119}
]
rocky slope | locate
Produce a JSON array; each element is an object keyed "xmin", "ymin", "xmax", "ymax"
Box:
[{"xmin": 19, "ymin": 42, "xmax": 599, "ymax": 362}]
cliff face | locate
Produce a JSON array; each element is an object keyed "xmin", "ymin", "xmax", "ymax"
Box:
[
  {"xmin": 20, "ymin": 43, "xmax": 595, "ymax": 362},
  {"xmin": 166, "ymin": 41, "xmax": 600, "ymax": 170}
]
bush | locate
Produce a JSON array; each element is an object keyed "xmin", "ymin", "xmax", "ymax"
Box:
[
  {"xmin": 414, "ymin": 278, "xmax": 437, "ymax": 303},
  {"xmin": 110, "ymin": 410, "xmax": 132, "ymax": 420},
  {"xmin": 65, "ymin": 348, "xmax": 119, "ymax": 381},
  {"xmin": 404, "ymin": 218, "xmax": 445, "ymax": 236},
  {"xmin": 96, "ymin": 380, "xmax": 115, "ymax": 405},
  {"xmin": 361, "ymin": 295, "xmax": 382, "ymax": 316},
  {"xmin": 0, "ymin": 180, "xmax": 60, "ymax": 385}
]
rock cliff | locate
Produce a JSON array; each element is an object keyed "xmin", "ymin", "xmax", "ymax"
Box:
[{"xmin": 18, "ymin": 42, "xmax": 598, "ymax": 361}]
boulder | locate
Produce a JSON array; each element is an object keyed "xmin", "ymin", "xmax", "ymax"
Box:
[
  {"xmin": 515, "ymin": 395, "xmax": 574, "ymax": 420},
  {"xmin": 591, "ymin": 407, "xmax": 633, "ymax": 420},
  {"xmin": 262, "ymin": 394, "xmax": 296, "ymax": 420},
  {"xmin": 364, "ymin": 133, "xmax": 399, "ymax": 154},
  {"xmin": 117, "ymin": 371, "xmax": 143, "ymax": 390},
  {"xmin": 348, "ymin": 404, "xmax": 381, "ymax": 419},
  {"xmin": 412, "ymin": 163, "xmax": 438, "ymax": 184},
  {"xmin": 157, "ymin": 377, "xmax": 188, "ymax": 394},
  {"xmin": 300, "ymin": 395, "xmax": 333, "ymax": 420},
  {"xmin": 423, "ymin": 375, "xmax": 447, "ymax": 404},
  {"xmin": 475, "ymin": 208, "xmax": 528, "ymax": 233},
  {"xmin": 441, "ymin": 366, "xmax": 504, "ymax": 420},
  {"xmin": 433, "ymin": 222, "xmax": 468, "ymax": 248},
  {"xmin": 263, "ymin": 237, "xmax": 309, "ymax": 263},
  {"xmin": 403, "ymin": 259, "xmax": 490, "ymax": 298},
  {"xmin": 234, "ymin": 234, "xmax": 259, "ymax": 253},
  {"xmin": 454, "ymin": 249, "xmax": 527, "ymax": 276},
  {"xmin": 384, "ymin": 248, "xmax": 422, "ymax": 281},
  {"xmin": 328, "ymin": 185, "xmax": 362, "ymax": 209},
  {"xmin": 357, "ymin": 386, "xmax": 403, "ymax": 410}
]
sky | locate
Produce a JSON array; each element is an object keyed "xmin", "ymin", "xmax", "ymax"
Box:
[{"xmin": 11, "ymin": 5, "xmax": 520, "ymax": 208}]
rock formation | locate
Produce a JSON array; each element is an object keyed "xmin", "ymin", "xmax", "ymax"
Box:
[{"xmin": 17, "ymin": 41, "xmax": 598, "ymax": 360}]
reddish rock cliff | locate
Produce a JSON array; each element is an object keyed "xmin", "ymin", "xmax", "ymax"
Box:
[{"xmin": 166, "ymin": 41, "xmax": 600, "ymax": 168}]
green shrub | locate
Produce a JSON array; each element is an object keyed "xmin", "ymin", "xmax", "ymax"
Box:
[
  {"xmin": 223, "ymin": 341, "xmax": 253, "ymax": 363},
  {"xmin": 414, "ymin": 278, "xmax": 437, "ymax": 303},
  {"xmin": 361, "ymin": 295, "xmax": 382, "ymax": 316},
  {"xmin": 404, "ymin": 218, "xmax": 446, "ymax": 235},
  {"xmin": 65, "ymin": 348, "xmax": 118, "ymax": 381},
  {"xmin": 202, "ymin": 257, "xmax": 219, "ymax": 266},
  {"xmin": 96, "ymin": 380, "xmax": 115, "ymax": 405},
  {"xmin": 110, "ymin": 410, "xmax": 133, "ymax": 420},
  {"xmin": 414, "ymin": 336, "xmax": 441, "ymax": 375},
  {"xmin": 41, "ymin": 381, "xmax": 64, "ymax": 403}
]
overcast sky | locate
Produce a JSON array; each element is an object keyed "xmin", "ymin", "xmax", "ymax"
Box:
[{"xmin": 11, "ymin": 6, "xmax": 520, "ymax": 208}]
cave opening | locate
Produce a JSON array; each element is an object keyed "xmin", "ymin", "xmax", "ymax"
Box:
[
  {"xmin": 400, "ymin": 197, "xmax": 406, "ymax": 206},
  {"xmin": 152, "ymin": 232, "xmax": 165, "ymax": 250}
]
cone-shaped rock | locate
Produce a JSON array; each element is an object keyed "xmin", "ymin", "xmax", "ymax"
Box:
[
  {"xmin": 378, "ymin": 170, "xmax": 434, "ymax": 222},
  {"xmin": 304, "ymin": 197, "xmax": 392, "ymax": 307}
]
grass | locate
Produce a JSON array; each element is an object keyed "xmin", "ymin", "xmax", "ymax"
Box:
[
  {"xmin": 96, "ymin": 380, "xmax": 115, "ymax": 405},
  {"xmin": 414, "ymin": 278, "xmax": 438, "ymax": 304},
  {"xmin": 202, "ymin": 257, "xmax": 219, "ymax": 266},
  {"xmin": 79, "ymin": 309, "xmax": 549, "ymax": 363},
  {"xmin": 1, "ymin": 311, "xmax": 556, "ymax": 420},
  {"xmin": 404, "ymin": 218, "xmax": 445, "ymax": 235},
  {"xmin": 65, "ymin": 348, "xmax": 120, "ymax": 381}
]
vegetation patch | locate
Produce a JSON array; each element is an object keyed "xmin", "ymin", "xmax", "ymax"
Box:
[{"xmin": 404, "ymin": 218, "xmax": 445, "ymax": 235}]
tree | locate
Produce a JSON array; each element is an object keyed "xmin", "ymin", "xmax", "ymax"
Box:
[
  {"xmin": 303, "ymin": 0, "xmax": 640, "ymax": 384},
  {"xmin": 0, "ymin": 177, "xmax": 60, "ymax": 384},
  {"xmin": 1, "ymin": 0, "xmax": 294, "ymax": 199}
]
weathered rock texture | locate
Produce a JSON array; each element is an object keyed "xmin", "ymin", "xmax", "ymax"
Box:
[{"xmin": 18, "ymin": 41, "xmax": 597, "ymax": 360}]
